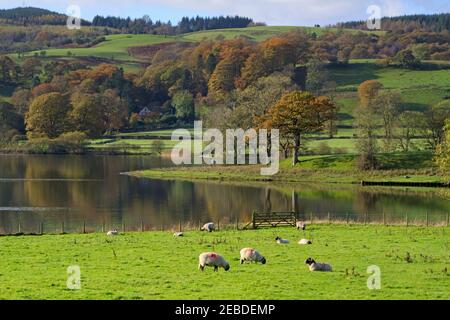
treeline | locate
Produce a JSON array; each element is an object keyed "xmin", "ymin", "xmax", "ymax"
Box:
[
  {"xmin": 92, "ymin": 15, "xmax": 255, "ymax": 34},
  {"xmin": 1, "ymin": 27, "xmax": 450, "ymax": 144},
  {"xmin": 336, "ymin": 13, "xmax": 450, "ymax": 32},
  {"xmin": 0, "ymin": 7, "xmax": 90, "ymax": 26},
  {"xmin": 0, "ymin": 27, "xmax": 113, "ymax": 54}
]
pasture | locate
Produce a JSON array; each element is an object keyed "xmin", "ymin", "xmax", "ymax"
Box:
[{"xmin": 0, "ymin": 225, "xmax": 447, "ymax": 299}]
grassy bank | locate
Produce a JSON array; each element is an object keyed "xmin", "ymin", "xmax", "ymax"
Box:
[
  {"xmin": 127, "ymin": 152, "xmax": 446, "ymax": 185},
  {"xmin": 0, "ymin": 225, "xmax": 447, "ymax": 299}
]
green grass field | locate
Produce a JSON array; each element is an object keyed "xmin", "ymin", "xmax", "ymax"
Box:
[
  {"xmin": 0, "ymin": 225, "xmax": 447, "ymax": 299},
  {"xmin": 331, "ymin": 61, "xmax": 450, "ymax": 126},
  {"xmin": 24, "ymin": 34, "xmax": 177, "ymax": 62}
]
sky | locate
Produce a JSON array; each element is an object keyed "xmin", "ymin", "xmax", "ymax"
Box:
[{"xmin": 1, "ymin": 0, "xmax": 449, "ymax": 26}]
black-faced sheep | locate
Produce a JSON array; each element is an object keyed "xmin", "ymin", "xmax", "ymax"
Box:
[
  {"xmin": 298, "ymin": 239, "xmax": 312, "ymax": 245},
  {"xmin": 275, "ymin": 236, "xmax": 289, "ymax": 244},
  {"xmin": 107, "ymin": 229, "xmax": 118, "ymax": 236},
  {"xmin": 240, "ymin": 248, "xmax": 266, "ymax": 264},
  {"xmin": 305, "ymin": 257, "xmax": 332, "ymax": 272},
  {"xmin": 198, "ymin": 252, "xmax": 230, "ymax": 272},
  {"xmin": 200, "ymin": 222, "xmax": 215, "ymax": 232},
  {"xmin": 296, "ymin": 221, "xmax": 306, "ymax": 230}
]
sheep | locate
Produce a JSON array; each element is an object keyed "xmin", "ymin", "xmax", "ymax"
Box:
[
  {"xmin": 275, "ymin": 236, "xmax": 289, "ymax": 244},
  {"xmin": 305, "ymin": 257, "xmax": 332, "ymax": 272},
  {"xmin": 198, "ymin": 252, "xmax": 230, "ymax": 272},
  {"xmin": 200, "ymin": 222, "xmax": 215, "ymax": 232},
  {"xmin": 298, "ymin": 239, "xmax": 312, "ymax": 245},
  {"xmin": 240, "ymin": 248, "xmax": 266, "ymax": 265},
  {"xmin": 107, "ymin": 229, "xmax": 118, "ymax": 236},
  {"xmin": 296, "ymin": 221, "xmax": 306, "ymax": 230},
  {"xmin": 173, "ymin": 232, "xmax": 184, "ymax": 237}
]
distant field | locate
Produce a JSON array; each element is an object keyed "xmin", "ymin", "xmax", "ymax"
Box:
[
  {"xmin": 330, "ymin": 60, "xmax": 450, "ymax": 126},
  {"xmin": 180, "ymin": 26, "xmax": 383, "ymax": 42},
  {"xmin": 23, "ymin": 34, "xmax": 178, "ymax": 62},
  {"xmin": 0, "ymin": 225, "xmax": 447, "ymax": 299}
]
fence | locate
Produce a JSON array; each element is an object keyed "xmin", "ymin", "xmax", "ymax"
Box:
[{"xmin": 0, "ymin": 211, "xmax": 448, "ymax": 236}]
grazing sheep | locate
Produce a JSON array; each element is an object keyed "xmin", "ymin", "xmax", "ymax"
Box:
[
  {"xmin": 275, "ymin": 236, "xmax": 289, "ymax": 244},
  {"xmin": 298, "ymin": 239, "xmax": 312, "ymax": 245},
  {"xmin": 305, "ymin": 257, "xmax": 332, "ymax": 272},
  {"xmin": 173, "ymin": 232, "xmax": 184, "ymax": 237},
  {"xmin": 240, "ymin": 248, "xmax": 266, "ymax": 264},
  {"xmin": 198, "ymin": 252, "xmax": 230, "ymax": 272},
  {"xmin": 296, "ymin": 221, "xmax": 306, "ymax": 230},
  {"xmin": 107, "ymin": 229, "xmax": 118, "ymax": 236},
  {"xmin": 200, "ymin": 222, "xmax": 215, "ymax": 232}
]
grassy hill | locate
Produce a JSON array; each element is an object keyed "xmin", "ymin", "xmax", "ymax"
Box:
[{"xmin": 19, "ymin": 26, "xmax": 384, "ymax": 64}]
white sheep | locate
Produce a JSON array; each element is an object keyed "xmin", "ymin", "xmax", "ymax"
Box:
[
  {"xmin": 200, "ymin": 222, "xmax": 215, "ymax": 232},
  {"xmin": 173, "ymin": 232, "xmax": 184, "ymax": 237},
  {"xmin": 198, "ymin": 252, "xmax": 230, "ymax": 272},
  {"xmin": 275, "ymin": 236, "xmax": 289, "ymax": 244},
  {"xmin": 298, "ymin": 239, "xmax": 312, "ymax": 245},
  {"xmin": 305, "ymin": 257, "xmax": 332, "ymax": 272},
  {"xmin": 296, "ymin": 221, "xmax": 306, "ymax": 230},
  {"xmin": 107, "ymin": 229, "xmax": 118, "ymax": 236},
  {"xmin": 240, "ymin": 248, "xmax": 266, "ymax": 264}
]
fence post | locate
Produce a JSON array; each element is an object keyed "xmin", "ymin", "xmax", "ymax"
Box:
[
  {"xmin": 346, "ymin": 213, "xmax": 349, "ymax": 225},
  {"xmin": 198, "ymin": 220, "xmax": 201, "ymax": 231},
  {"xmin": 364, "ymin": 212, "xmax": 367, "ymax": 225},
  {"xmin": 83, "ymin": 220, "xmax": 86, "ymax": 234},
  {"xmin": 426, "ymin": 211, "xmax": 429, "ymax": 227},
  {"xmin": 405, "ymin": 212, "xmax": 408, "ymax": 227},
  {"xmin": 40, "ymin": 221, "xmax": 44, "ymax": 235},
  {"xmin": 61, "ymin": 221, "xmax": 65, "ymax": 234},
  {"xmin": 179, "ymin": 220, "xmax": 182, "ymax": 232},
  {"xmin": 252, "ymin": 211, "xmax": 256, "ymax": 229},
  {"xmin": 18, "ymin": 220, "xmax": 22, "ymax": 234},
  {"xmin": 383, "ymin": 212, "xmax": 386, "ymax": 225},
  {"xmin": 235, "ymin": 217, "xmax": 239, "ymax": 230},
  {"xmin": 328, "ymin": 212, "xmax": 331, "ymax": 224},
  {"xmin": 122, "ymin": 221, "xmax": 126, "ymax": 233},
  {"xmin": 102, "ymin": 221, "xmax": 105, "ymax": 233},
  {"xmin": 141, "ymin": 219, "xmax": 144, "ymax": 232},
  {"xmin": 310, "ymin": 212, "xmax": 313, "ymax": 225},
  {"xmin": 217, "ymin": 218, "xmax": 220, "ymax": 231}
]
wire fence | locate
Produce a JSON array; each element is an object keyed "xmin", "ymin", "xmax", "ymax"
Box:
[{"xmin": 0, "ymin": 211, "xmax": 448, "ymax": 236}]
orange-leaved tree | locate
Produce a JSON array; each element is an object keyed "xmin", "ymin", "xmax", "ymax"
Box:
[{"xmin": 260, "ymin": 91, "xmax": 337, "ymax": 166}]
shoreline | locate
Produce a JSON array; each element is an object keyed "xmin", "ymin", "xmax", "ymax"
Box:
[
  {"xmin": 125, "ymin": 166, "xmax": 448, "ymax": 187},
  {"xmin": 2, "ymin": 217, "xmax": 447, "ymax": 237}
]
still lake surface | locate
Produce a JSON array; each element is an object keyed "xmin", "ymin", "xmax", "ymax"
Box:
[{"xmin": 0, "ymin": 154, "xmax": 448, "ymax": 234}]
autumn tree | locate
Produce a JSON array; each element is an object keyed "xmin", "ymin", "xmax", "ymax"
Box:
[
  {"xmin": 70, "ymin": 94, "xmax": 104, "ymax": 137},
  {"xmin": 261, "ymin": 91, "xmax": 337, "ymax": 165},
  {"xmin": 25, "ymin": 93, "xmax": 71, "ymax": 138},
  {"xmin": 358, "ymin": 80, "xmax": 383, "ymax": 108}
]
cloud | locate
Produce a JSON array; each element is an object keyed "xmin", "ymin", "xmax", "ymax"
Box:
[{"xmin": 2, "ymin": 0, "xmax": 449, "ymax": 25}]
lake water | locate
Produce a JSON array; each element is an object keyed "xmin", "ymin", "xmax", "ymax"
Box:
[{"xmin": 0, "ymin": 154, "xmax": 448, "ymax": 234}]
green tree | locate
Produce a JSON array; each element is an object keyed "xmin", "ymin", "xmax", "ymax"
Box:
[
  {"xmin": 25, "ymin": 93, "xmax": 70, "ymax": 138},
  {"xmin": 395, "ymin": 49, "xmax": 420, "ymax": 68},
  {"xmin": 434, "ymin": 120, "xmax": 449, "ymax": 179},
  {"xmin": 172, "ymin": 90, "xmax": 195, "ymax": 121}
]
